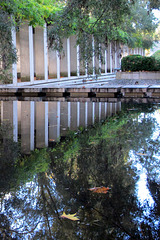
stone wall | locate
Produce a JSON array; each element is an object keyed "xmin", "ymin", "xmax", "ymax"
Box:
[{"xmin": 116, "ymin": 71, "xmax": 160, "ymax": 80}]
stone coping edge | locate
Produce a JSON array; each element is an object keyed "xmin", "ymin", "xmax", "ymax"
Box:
[{"xmin": 0, "ymin": 85, "xmax": 160, "ymax": 98}]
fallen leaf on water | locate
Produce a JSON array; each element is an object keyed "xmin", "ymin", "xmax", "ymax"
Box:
[
  {"xmin": 136, "ymin": 152, "xmax": 147, "ymax": 156},
  {"xmin": 89, "ymin": 186, "xmax": 110, "ymax": 194},
  {"xmin": 49, "ymin": 139, "xmax": 55, "ymax": 142},
  {"xmin": 61, "ymin": 212, "xmax": 79, "ymax": 221}
]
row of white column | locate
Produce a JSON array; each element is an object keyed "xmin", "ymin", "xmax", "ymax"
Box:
[
  {"xmin": 122, "ymin": 46, "xmax": 145, "ymax": 57},
  {"xmin": 11, "ymin": 24, "xmax": 121, "ymax": 86},
  {"xmin": 12, "ymin": 24, "xmax": 48, "ymax": 86},
  {"xmin": 11, "ymin": 24, "xmax": 145, "ymax": 86}
]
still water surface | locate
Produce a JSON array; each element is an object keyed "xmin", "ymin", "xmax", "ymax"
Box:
[{"xmin": 0, "ymin": 100, "xmax": 159, "ymax": 239}]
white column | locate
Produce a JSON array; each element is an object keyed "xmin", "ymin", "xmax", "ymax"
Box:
[
  {"xmin": 85, "ymin": 60, "xmax": 88, "ymax": 76},
  {"xmin": 115, "ymin": 41, "xmax": 117, "ymax": 69},
  {"xmin": 57, "ymin": 50, "xmax": 60, "ymax": 80},
  {"xmin": 110, "ymin": 42, "xmax": 112, "ymax": 73},
  {"xmin": 13, "ymin": 101, "xmax": 18, "ymax": 142},
  {"xmin": 123, "ymin": 46, "xmax": 125, "ymax": 58},
  {"xmin": 119, "ymin": 45, "xmax": 122, "ymax": 66},
  {"xmin": 67, "ymin": 38, "xmax": 71, "ymax": 78},
  {"xmin": 77, "ymin": 45, "xmax": 80, "ymax": 77},
  {"xmin": 127, "ymin": 46, "xmax": 129, "ymax": 56},
  {"xmin": 30, "ymin": 101, "xmax": 35, "ymax": 151},
  {"xmin": 140, "ymin": 48, "xmax": 142, "ymax": 56},
  {"xmin": 105, "ymin": 50, "xmax": 107, "ymax": 74},
  {"xmin": 44, "ymin": 23, "xmax": 48, "ymax": 82},
  {"xmin": 99, "ymin": 43, "xmax": 101, "ymax": 74},
  {"xmin": 11, "ymin": 26, "xmax": 17, "ymax": 86},
  {"xmin": 92, "ymin": 36, "xmax": 95, "ymax": 76},
  {"xmin": 45, "ymin": 102, "xmax": 48, "ymax": 147},
  {"xmin": 29, "ymin": 26, "xmax": 34, "ymax": 83}
]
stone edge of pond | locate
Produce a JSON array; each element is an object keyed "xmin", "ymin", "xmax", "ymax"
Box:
[{"xmin": 0, "ymin": 85, "xmax": 160, "ymax": 99}]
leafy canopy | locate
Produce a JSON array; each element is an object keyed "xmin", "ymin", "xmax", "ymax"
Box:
[
  {"xmin": 47, "ymin": 0, "xmax": 159, "ymax": 65},
  {"xmin": 1, "ymin": 0, "xmax": 64, "ymax": 26}
]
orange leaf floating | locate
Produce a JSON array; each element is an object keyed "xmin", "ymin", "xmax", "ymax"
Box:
[
  {"xmin": 89, "ymin": 186, "xmax": 110, "ymax": 194},
  {"xmin": 61, "ymin": 212, "xmax": 79, "ymax": 221}
]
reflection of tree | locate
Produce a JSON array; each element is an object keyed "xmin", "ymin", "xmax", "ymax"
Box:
[
  {"xmin": 0, "ymin": 104, "xmax": 160, "ymax": 239},
  {"xmin": 0, "ymin": 123, "xmax": 20, "ymax": 194},
  {"xmin": 49, "ymin": 105, "xmax": 159, "ymax": 239}
]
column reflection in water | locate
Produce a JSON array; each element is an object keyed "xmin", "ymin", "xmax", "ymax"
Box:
[
  {"xmin": 70, "ymin": 102, "xmax": 78, "ymax": 131},
  {"xmin": 87, "ymin": 102, "xmax": 93, "ymax": 126},
  {"xmin": 79, "ymin": 102, "xmax": 86, "ymax": 128},
  {"xmin": 20, "ymin": 101, "xmax": 35, "ymax": 153},
  {"xmin": 21, "ymin": 101, "xmax": 31, "ymax": 154},
  {"xmin": 13, "ymin": 101, "xmax": 18, "ymax": 142},
  {"xmin": 95, "ymin": 102, "xmax": 100, "ymax": 122},
  {"xmin": 101, "ymin": 103, "xmax": 106, "ymax": 120},
  {"xmin": 36, "ymin": 102, "xmax": 47, "ymax": 149},
  {"xmin": 0, "ymin": 100, "xmax": 121, "ymax": 154},
  {"xmin": 2, "ymin": 101, "xmax": 13, "ymax": 137},
  {"xmin": 30, "ymin": 102, "xmax": 35, "ymax": 151},
  {"xmin": 60, "ymin": 102, "xmax": 70, "ymax": 136},
  {"xmin": 48, "ymin": 102, "xmax": 60, "ymax": 143}
]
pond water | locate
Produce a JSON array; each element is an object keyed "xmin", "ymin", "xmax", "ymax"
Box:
[{"xmin": 0, "ymin": 100, "xmax": 160, "ymax": 239}]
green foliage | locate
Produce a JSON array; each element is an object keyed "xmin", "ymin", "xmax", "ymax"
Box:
[
  {"xmin": 0, "ymin": 0, "xmax": 159, "ymax": 78},
  {"xmin": 0, "ymin": 11, "xmax": 17, "ymax": 83},
  {"xmin": 152, "ymin": 49, "xmax": 160, "ymax": 60},
  {"xmin": 147, "ymin": 0, "xmax": 160, "ymax": 9},
  {"xmin": 0, "ymin": 103, "xmax": 159, "ymax": 239},
  {"xmin": 121, "ymin": 54, "xmax": 160, "ymax": 71},
  {"xmin": 17, "ymin": 148, "xmax": 51, "ymax": 184},
  {"xmin": 0, "ymin": 122, "xmax": 20, "ymax": 193},
  {"xmin": 48, "ymin": 0, "xmax": 158, "ymax": 67},
  {"xmin": 1, "ymin": 0, "xmax": 64, "ymax": 27}
]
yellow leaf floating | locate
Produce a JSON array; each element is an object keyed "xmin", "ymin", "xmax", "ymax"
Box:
[
  {"xmin": 136, "ymin": 152, "xmax": 147, "ymax": 156},
  {"xmin": 61, "ymin": 212, "xmax": 79, "ymax": 221},
  {"xmin": 89, "ymin": 186, "xmax": 110, "ymax": 194}
]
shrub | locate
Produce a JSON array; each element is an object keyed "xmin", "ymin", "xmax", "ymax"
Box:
[{"xmin": 121, "ymin": 55, "xmax": 160, "ymax": 72}]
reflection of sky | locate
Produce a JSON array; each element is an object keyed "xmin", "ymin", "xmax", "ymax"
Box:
[
  {"xmin": 152, "ymin": 9, "xmax": 160, "ymax": 22},
  {"xmin": 129, "ymin": 151, "xmax": 155, "ymax": 209},
  {"xmin": 129, "ymin": 109, "xmax": 160, "ymax": 210},
  {"xmin": 136, "ymin": 162, "xmax": 154, "ymax": 207}
]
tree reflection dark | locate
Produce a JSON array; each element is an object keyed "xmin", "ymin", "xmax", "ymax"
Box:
[{"xmin": 0, "ymin": 103, "xmax": 160, "ymax": 239}]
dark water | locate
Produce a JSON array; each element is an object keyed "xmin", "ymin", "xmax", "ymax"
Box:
[{"xmin": 0, "ymin": 100, "xmax": 160, "ymax": 239}]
